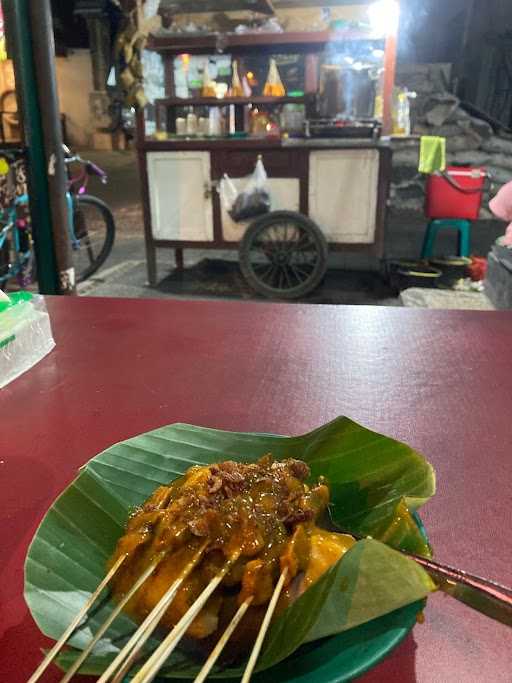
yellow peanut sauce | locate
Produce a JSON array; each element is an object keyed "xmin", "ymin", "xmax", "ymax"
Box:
[{"xmin": 108, "ymin": 456, "xmax": 355, "ymax": 655}]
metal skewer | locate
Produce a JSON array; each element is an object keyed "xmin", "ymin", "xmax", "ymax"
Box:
[
  {"xmin": 326, "ymin": 508, "xmax": 512, "ymax": 627},
  {"xmin": 27, "ymin": 553, "xmax": 127, "ymax": 683}
]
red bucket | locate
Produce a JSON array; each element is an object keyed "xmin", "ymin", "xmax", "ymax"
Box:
[{"xmin": 425, "ymin": 166, "xmax": 486, "ymax": 220}]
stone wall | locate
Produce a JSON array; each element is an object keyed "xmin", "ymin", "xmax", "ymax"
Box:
[
  {"xmin": 0, "ymin": 53, "xmax": 95, "ymax": 148},
  {"xmin": 391, "ymin": 63, "xmax": 512, "ymax": 219},
  {"xmin": 56, "ymin": 51, "xmax": 95, "ymax": 149}
]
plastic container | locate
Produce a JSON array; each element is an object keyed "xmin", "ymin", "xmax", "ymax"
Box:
[
  {"xmin": 280, "ymin": 104, "xmax": 305, "ymax": 135},
  {"xmin": 429, "ymin": 256, "xmax": 472, "ymax": 287},
  {"xmin": 468, "ymin": 256, "xmax": 487, "ymax": 282},
  {"xmin": 386, "ymin": 260, "xmax": 442, "ymax": 293},
  {"xmin": 0, "ymin": 291, "xmax": 55, "ymax": 389},
  {"xmin": 425, "ymin": 166, "xmax": 486, "ymax": 220},
  {"xmin": 396, "ymin": 265, "xmax": 442, "ymax": 290}
]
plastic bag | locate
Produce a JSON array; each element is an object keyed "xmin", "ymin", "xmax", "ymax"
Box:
[
  {"xmin": 229, "ymin": 60, "xmax": 244, "ymax": 97},
  {"xmin": 219, "ymin": 157, "xmax": 271, "ymax": 222},
  {"xmin": 0, "ymin": 291, "xmax": 55, "ymax": 389},
  {"xmin": 263, "ymin": 58, "xmax": 286, "ymax": 97},
  {"xmin": 229, "ymin": 60, "xmax": 252, "ymax": 97},
  {"xmin": 219, "ymin": 173, "xmax": 238, "ymax": 212},
  {"xmin": 201, "ymin": 60, "xmax": 216, "ymax": 97}
]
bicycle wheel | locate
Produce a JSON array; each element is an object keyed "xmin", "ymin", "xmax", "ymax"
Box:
[
  {"xmin": 239, "ymin": 211, "xmax": 328, "ymax": 299},
  {"xmin": 72, "ymin": 194, "xmax": 115, "ymax": 283},
  {"xmin": 0, "ymin": 234, "xmax": 11, "ymax": 283},
  {"xmin": 0, "ymin": 227, "xmax": 34, "ymax": 288}
]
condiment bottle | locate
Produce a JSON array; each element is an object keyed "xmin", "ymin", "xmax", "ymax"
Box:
[
  {"xmin": 186, "ymin": 112, "xmax": 198, "ymax": 135},
  {"xmin": 176, "ymin": 117, "xmax": 186, "ymax": 135}
]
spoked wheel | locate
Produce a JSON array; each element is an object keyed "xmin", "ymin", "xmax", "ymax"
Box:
[
  {"xmin": 72, "ymin": 195, "xmax": 115, "ymax": 283},
  {"xmin": 0, "ymin": 231, "xmax": 35, "ymax": 288},
  {"xmin": 239, "ymin": 210, "xmax": 328, "ymax": 299},
  {"xmin": 0, "ymin": 235, "xmax": 11, "ymax": 283}
]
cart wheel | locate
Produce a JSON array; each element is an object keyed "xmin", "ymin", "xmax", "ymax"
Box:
[{"xmin": 239, "ymin": 211, "xmax": 328, "ymax": 299}]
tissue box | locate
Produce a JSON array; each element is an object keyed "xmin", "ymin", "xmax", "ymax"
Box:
[{"xmin": 0, "ymin": 292, "xmax": 55, "ymax": 389}]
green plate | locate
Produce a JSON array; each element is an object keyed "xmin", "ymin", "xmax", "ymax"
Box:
[
  {"xmin": 24, "ymin": 419, "xmax": 433, "ymax": 681},
  {"xmin": 171, "ymin": 513, "xmax": 427, "ymax": 683},
  {"xmin": 252, "ymin": 600, "xmax": 420, "ymax": 682},
  {"xmin": 164, "ymin": 601, "xmax": 421, "ymax": 683},
  {"xmin": 251, "ymin": 513, "xmax": 427, "ymax": 682}
]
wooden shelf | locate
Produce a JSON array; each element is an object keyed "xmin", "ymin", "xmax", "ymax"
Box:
[
  {"xmin": 155, "ymin": 95, "xmax": 306, "ymax": 107},
  {"xmin": 146, "ymin": 30, "xmax": 384, "ymax": 55},
  {"xmin": 140, "ymin": 138, "xmax": 383, "ymax": 153}
]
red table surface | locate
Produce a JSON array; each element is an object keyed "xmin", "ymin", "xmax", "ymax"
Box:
[{"xmin": 1, "ymin": 296, "xmax": 511, "ymax": 682}]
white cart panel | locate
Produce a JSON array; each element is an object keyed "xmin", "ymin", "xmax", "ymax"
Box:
[
  {"xmin": 309, "ymin": 149, "xmax": 379, "ymax": 244},
  {"xmin": 147, "ymin": 151, "xmax": 214, "ymax": 241}
]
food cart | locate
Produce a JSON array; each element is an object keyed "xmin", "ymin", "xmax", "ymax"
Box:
[{"xmin": 136, "ymin": 2, "xmax": 399, "ymax": 298}]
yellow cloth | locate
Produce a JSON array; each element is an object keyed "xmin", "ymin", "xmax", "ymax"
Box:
[{"xmin": 418, "ymin": 136, "xmax": 446, "ymax": 174}]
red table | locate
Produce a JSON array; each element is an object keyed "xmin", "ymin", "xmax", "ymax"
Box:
[{"xmin": 1, "ymin": 296, "xmax": 511, "ymax": 682}]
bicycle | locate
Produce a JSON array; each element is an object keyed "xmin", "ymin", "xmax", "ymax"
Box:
[
  {"xmin": 64, "ymin": 146, "xmax": 116, "ymax": 282},
  {"xmin": 0, "ymin": 147, "xmax": 116, "ymax": 289},
  {"xmin": 0, "ymin": 193, "xmax": 34, "ymax": 288}
]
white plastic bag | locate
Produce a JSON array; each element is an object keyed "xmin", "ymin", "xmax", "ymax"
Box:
[
  {"xmin": 219, "ymin": 173, "xmax": 238, "ymax": 212},
  {"xmin": 0, "ymin": 291, "xmax": 55, "ymax": 389},
  {"xmin": 219, "ymin": 157, "xmax": 271, "ymax": 222}
]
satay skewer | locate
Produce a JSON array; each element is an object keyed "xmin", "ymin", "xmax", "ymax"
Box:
[
  {"xmin": 27, "ymin": 553, "xmax": 127, "ymax": 683},
  {"xmin": 132, "ymin": 556, "xmax": 239, "ymax": 683},
  {"xmin": 59, "ymin": 556, "xmax": 164, "ymax": 683},
  {"xmin": 193, "ymin": 596, "xmax": 254, "ymax": 683},
  {"xmin": 102, "ymin": 541, "xmax": 208, "ymax": 683},
  {"xmin": 241, "ymin": 568, "xmax": 288, "ymax": 683}
]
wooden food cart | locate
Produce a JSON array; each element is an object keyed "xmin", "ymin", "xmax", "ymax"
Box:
[{"xmin": 137, "ymin": 17, "xmax": 398, "ymax": 298}]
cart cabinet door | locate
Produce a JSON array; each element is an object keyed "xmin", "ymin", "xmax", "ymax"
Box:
[
  {"xmin": 147, "ymin": 151, "xmax": 214, "ymax": 241},
  {"xmin": 309, "ymin": 149, "xmax": 379, "ymax": 243}
]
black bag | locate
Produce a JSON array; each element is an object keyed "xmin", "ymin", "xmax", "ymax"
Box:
[
  {"xmin": 229, "ymin": 188, "xmax": 271, "ymax": 222},
  {"xmin": 220, "ymin": 157, "xmax": 271, "ymax": 223}
]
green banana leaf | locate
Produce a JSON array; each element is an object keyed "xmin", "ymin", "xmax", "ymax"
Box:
[{"xmin": 24, "ymin": 417, "xmax": 436, "ymax": 678}]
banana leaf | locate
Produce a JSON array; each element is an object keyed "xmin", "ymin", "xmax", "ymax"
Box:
[{"xmin": 24, "ymin": 417, "xmax": 436, "ymax": 678}]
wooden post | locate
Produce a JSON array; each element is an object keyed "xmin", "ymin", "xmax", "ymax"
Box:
[
  {"xmin": 3, "ymin": 0, "xmax": 60, "ymax": 294},
  {"xmin": 134, "ymin": 0, "xmax": 158, "ymax": 286},
  {"xmin": 382, "ymin": 1, "xmax": 400, "ymax": 136},
  {"xmin": 304, "ymin": 54, "xmax": 319, "ymax": 94},
  {"xmin": 136, "ymin": 107, "xmax": 157, "ymax": 286},
  {"xmin": 29, "ymin": 0, "xmax": 76, "ymax": 293}
]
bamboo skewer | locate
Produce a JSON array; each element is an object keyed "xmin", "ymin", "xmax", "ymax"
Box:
[
  {"xmin": 241, "ymin": 568, "xmax": 288, "ymax": 683},
  {"xmin": 27, "ymin": 553, "xmax": 127, "ymax": 683},
  {"xmin": 59, "ymin": 557, "xmax": 162, "ymax": 683},
  {"xmin": 101, "ymin": 614, "xmax": 164, "ymax": 683},
  {"xmin": 131, "ymin": 558, "xmax": 237, "ymax": 683},
  {"xmin": 193, "ymin": 597, "xmax": 254, "ymax": 683},
  {"xmin": 101, "ymin": 542, "xmax": 208, "ymax": 683}
]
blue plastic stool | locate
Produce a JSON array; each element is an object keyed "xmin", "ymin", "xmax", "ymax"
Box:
[{"xmin": 421, "ymin": 218, "xmax": 471, "ymax": 259}]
